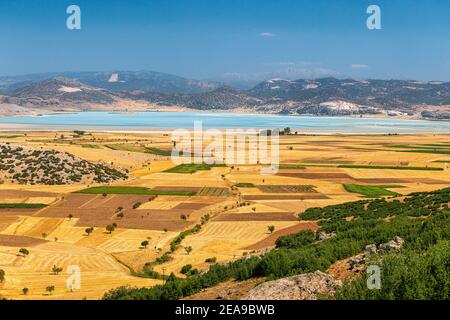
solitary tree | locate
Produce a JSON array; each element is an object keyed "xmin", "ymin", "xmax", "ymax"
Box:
[
  {"xmin": 52, "ymin": 265, "xmax": 63, "ymax": 275},
  {"xmin": 141, "ymin": 240, "xmax": 149, "ymax": 249},
  {"xmin": 252, "ymin": 207, "xmax": 256, "ymax": 213},
  {"xmin": 268, "ymin": 225, "xmax": 275, "ymax": 234},
  {"xmin": 106, "ymin": 224, "xmax": 116, "ymax": 234},
  {"xmin": 85, "ymin": 227, "xmax": 94, "ymax": 236},
  {"xmin": 180, "ymin": 214, "xmax": 187, "ymax": 221},
  {"xmin": 46, "ymin": 285, "xmax": 55, "ymax": 295},
  {"xmin": 68, "ymin": 214, "xmax": 73, "ymax": 220},
  {"xmin": 22, "ymin": 287, "xmax": 29, "ymax": 295},
  {"xmin": 0, "ymin": 269, "xmax": 5, "ymax": 283},
  {"xmin": 184, "ymin": 246, "xmax": 193, "ymax": 255},
  {"xmin": 19, "ymin": 248, "xmax": 29, "ymax": 257},
  {"xmin": 116, "ymin": 212, "xmax": 124, "ymax": 219}
]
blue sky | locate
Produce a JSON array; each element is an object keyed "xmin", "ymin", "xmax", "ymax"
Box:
[{"xmin": 1, "ymin": 0, "xmax": 450, "ymax": 81}]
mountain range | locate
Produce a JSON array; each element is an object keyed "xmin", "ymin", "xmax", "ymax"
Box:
[{"xmin": 1, "ymin": 71, "xmax": 449, "ymax": 119}]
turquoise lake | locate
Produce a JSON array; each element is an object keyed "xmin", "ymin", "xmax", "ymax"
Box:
[{"xmin": 0, "ymin": 112, "xmax": 449, "ymax": 133}]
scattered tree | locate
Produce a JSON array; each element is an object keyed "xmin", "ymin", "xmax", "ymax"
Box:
[
  {"xmin": 141, "ymin": 240, "xmax": 149, "ymax": 249},
  {"xmin": 52, "ymin": 265, "xmax": 63, "ymax": 275},
  {"xmin": 46, "ymin": 285, "xmax": 55, "ymax": 295},
  {"xmin": 0, "ymin": 269, "xmax": 5, "ymax": 283},
  {"xmin": 132, "ymin": 202, "xmax": 142, "ymax": 209},
  {"xmin": 205, "ymin": 257, "xmax": 217, "ymax": 264},
  {"xmin": 180, "ymin": 264, "xmax": 193, "ymax": 275},
  {"xmin": 19, "ymin": 248, "xmax": 29, "ymax": 257},
  {"xmin": 184, "ymin": 246, "xmax": 193, "ymax": 255},
  {"xmin": 106, "ymin": 224, "xmax": 116, "ymax": 234}
]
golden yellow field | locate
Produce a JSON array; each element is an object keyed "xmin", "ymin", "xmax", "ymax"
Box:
[{"xmin": 1, "ymin": 131, "xmax": 450, "ymax": 299}]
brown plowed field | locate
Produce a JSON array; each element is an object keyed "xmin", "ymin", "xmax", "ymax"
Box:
[
  {"xmin": 36, "ymin": 194, "xmax": 200, "ymax": 231},
  {"xmin": 277, "ymin": 172, "xmax": 353, "ymax": 179},
  {"xmin": 0, "ymin": 190, "xmax": 58, "ymax": 198},
  {"xmin": 0, "ymin": 208, "xmax": 44, "ymax": 216},
  {"xmin": 0, "ymin": 234, "xmax": 47, "ymax": 247},
  {"xmin": 256, "ymin": 185, "xmax": 317, "ymax": 193}
]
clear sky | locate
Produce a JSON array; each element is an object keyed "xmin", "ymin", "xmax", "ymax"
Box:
[{"xmin": 1, "ymin": 0, "xmax": 450, "ymax": 81}]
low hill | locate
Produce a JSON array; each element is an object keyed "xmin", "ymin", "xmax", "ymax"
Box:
[
  {"xmin": 11, "ymin": 77, "xmax": 118, "ymax": 104},
  {"xmin": 0, "ymin": 144, "xmax": 128, "ymax": 185}
]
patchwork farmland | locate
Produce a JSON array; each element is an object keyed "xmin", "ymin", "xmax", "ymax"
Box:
[{"xmin": 1, "ymin": 131, "xmax": 450, "ymax": 299}]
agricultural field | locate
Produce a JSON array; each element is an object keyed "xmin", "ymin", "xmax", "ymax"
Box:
[{"xmin": 1, "ymin": 131, "xmax": 450, "ymax": 299}]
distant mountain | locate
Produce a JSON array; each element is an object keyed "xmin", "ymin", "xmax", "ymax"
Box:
[
  {"xmin": 1, "ymin": 73, "xmax": 449, "ymax": 118},
  {"xmin": 0, "ymin": 71, "xmax": 221, "ymax": 94},
  {"xmin": 123, "ymin": 77, "xmax": 450, "ymax": 116}
]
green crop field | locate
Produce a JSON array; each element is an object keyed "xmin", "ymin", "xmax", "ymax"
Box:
[
  {"xmin": 279, "ymin": 164, "xmax": 306, "ymax": 169},
  {"xmin": 343, "ymin": 184, "xmax": 403, "ymax": 197},
  {"xmin": 145, "ymin": 147, "xmax": 172, "ymax": 156},
  {"xmin": 0, "ymin": 203, "xmax": 48, "ymax": 209},
  {"xmin": 105, "ymin": 144, "xmax": 147, "ymax": 153},
  {"xmin": 165, "ymin": 163, "xmax": 226, "ymax": 174}
]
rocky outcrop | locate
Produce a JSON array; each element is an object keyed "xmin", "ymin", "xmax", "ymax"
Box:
[
  {"xmin": 376, "ymin": 236, "xmax": 405, "ymax": 253},
  {"xmin": 316, "ymin": 231, "xmax": 337, "ymax": 241},
  {"xmin": 242, "ymin": 271, "xmax": 342, "ymax": 300}
]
